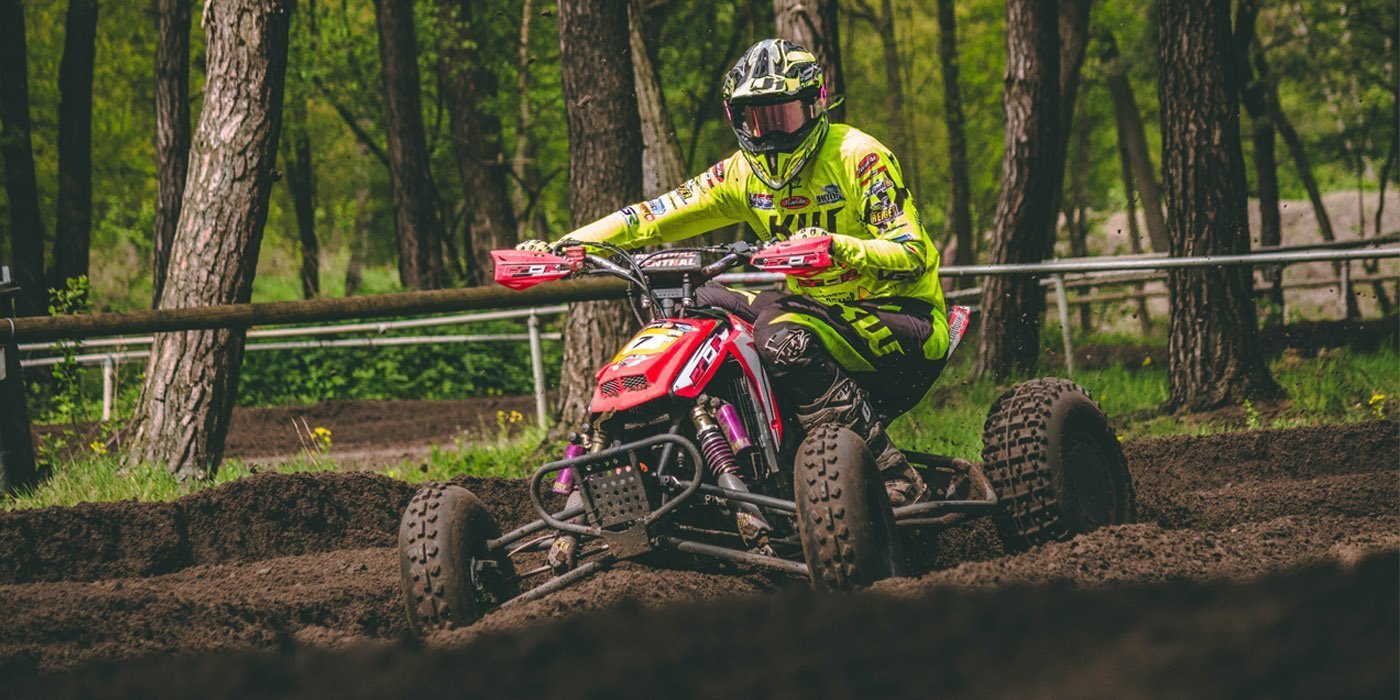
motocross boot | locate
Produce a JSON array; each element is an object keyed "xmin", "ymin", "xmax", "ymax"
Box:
[{"xmin": 795, "ymin": 375, "xmax": 929, "ymax": 508}]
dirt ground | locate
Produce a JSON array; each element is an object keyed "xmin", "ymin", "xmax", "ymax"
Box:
[
  {"xmin": 223, "ymin": 395, "xmax": 538, "ymax": 466},
  {"xmin": 1, "ymin": 419, "xmax": 1395, "ymax": 696}
]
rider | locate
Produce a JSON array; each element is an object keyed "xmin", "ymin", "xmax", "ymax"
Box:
[{"xmin": 520, "ymin": 39, "xmax": 949, "ymax": 509}]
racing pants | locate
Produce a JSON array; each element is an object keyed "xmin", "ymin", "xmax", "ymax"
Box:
[{"xmin": 697, "ymin": 286, "xmax": 948, "ymax": 475}]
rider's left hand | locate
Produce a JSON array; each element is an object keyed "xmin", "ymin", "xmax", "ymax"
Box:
[{"xmin": 791, "ymin": 227, "xmax": 829, "ymax": 240}]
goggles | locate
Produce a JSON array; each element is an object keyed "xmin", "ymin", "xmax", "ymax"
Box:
[{"xmin": 733, "ymin": 98, "xmax": 821, "ymax": 139}]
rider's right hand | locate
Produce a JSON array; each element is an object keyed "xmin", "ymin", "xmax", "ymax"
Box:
[{"xmin": 516, "ymin": 239, "xmax": 550, "ymax": 253}]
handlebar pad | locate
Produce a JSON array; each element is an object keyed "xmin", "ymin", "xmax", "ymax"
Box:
[
  {"xmin": 750, "ymin": 236, "xmax": 834, "ymax": 278},
  {"xmin": 492, "ymin": 249, "xmax": 572, "ymax": 290}
]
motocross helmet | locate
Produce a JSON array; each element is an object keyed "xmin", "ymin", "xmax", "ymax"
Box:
[{"xmin": 723, "ymin": 39, "xmax": 829, "ymax": 189}]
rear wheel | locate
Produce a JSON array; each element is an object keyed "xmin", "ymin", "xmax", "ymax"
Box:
[
  {"xmin": 398, "ymin": 483, "xmax": 518, "ymax": 635},
  {"xmin": 981, "ymin": 378, "xmax": 1136, "ymax": 552},
  {"xmin": 794, "ymin": 424, "xmax": 905, "ymax": 591}
]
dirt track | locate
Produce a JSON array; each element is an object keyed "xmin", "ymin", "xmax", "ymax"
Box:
[{"xmin": 2, "ymin": 420, "xmax": 1396, "ymax": 696}]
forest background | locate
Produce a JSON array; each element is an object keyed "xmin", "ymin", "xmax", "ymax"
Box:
[{"xmin": 3, "ymin": 0, "xmax": 1392, "ymax": 311}]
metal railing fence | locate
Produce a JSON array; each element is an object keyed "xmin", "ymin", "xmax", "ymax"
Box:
[
  {"xmin": 15, "ymin": 245, "xmax": 1398, "ymax": 424},
  {"xmin": 19, "ymin": 306, "xmax": 568, "ymax": 427}
]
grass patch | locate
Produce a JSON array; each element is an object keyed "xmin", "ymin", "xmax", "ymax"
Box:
[
  {"xmin": 7, "ymin": 346, "xmax": 1396, "ymax": 511},
  {"xmin": 4, "ymin": 426, "xmax": 547, "ymax": 511},
  {"xmin": 892, "ymin": 345, "xmax": 1398, "ymax": 458}
]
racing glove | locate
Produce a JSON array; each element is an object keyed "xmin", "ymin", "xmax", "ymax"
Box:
[{"xmin": 516, "ymin": 239, "xmax": 550, "ymax": 253}]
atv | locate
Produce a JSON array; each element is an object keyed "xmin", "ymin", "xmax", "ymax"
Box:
[{"xmin": 397, "ymin": 238, "xmax": 1135, "ymax": 634}]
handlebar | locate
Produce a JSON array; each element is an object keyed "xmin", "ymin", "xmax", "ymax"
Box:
[{"xmin": 492, "ymin": 238, "xmax": 825, "ymax": 295}]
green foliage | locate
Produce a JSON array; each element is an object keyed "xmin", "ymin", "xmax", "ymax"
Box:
[
  {"xmin": 43, "ymin": 276, "xmax": 94, "ymax": 424},
  {"xmin": 235, "ymin": 320, "xmax": 561, "ymax": 406},
  {"xmin": 4, "ymin": 0, "xmax": 1391, "ymax": 311},
  {"xmin": 892, "ymin": 344, "xmax": 1400, "ymax": 460}
]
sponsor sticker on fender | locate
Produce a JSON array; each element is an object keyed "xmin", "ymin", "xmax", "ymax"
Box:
[{"xmin": 780, "ymin": 195, "xmax": 810, "ymax": 209}]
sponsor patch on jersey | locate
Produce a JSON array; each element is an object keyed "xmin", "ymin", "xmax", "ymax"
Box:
[
  {"xmin": 861, "ymin": 165, "xmax": 894, "ymax": 190},
  {"xmin": 675, "ymin": 181, "xmax": 697, "ymax": 202},
  {"xmin": 749, "ymin": 193, "xmax": 774, "ymax": 210},
  {"xmin": 780, "ymin": 195, "xmax": 810, "ymax": 209},
  {"xmin": 856, "ymin": 152, "xmax": 880, "ymax": 176},
  {"xmin": 647, "ymin": 197, "xmax": 668, "ymax": 216},
  {"xmin": 618, "ymin": 206, "xmax": 640, "ymax": 226},
  {"xmin": 869, "ymin": 203, "xmax": 901, "ymax": 227},
  {"xmin": 709, "ymin": 160, "xmax": 726, "ymax": 183},
  {"xmin": 887, "ymin": 232, "xmax": 915, "ymax": 243},
  {"xmin": 816, "ymin": 184, "xmax": 844, "ymax": 206}
]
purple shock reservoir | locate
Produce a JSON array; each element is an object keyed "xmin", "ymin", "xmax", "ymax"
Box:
[
  {"xmin": 552, "ymin": 443, "xmax": 586, "ymax": 495},
  {"xmin": 715, "ymin": 403, "xmax": 755, "ymax": 454}
]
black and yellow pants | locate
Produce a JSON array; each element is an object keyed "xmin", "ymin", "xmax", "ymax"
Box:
[{"xmin": 697, "ymin": 286, "xmax": 949, "ymax": 420}]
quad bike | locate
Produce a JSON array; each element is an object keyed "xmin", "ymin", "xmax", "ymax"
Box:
[{"xmin": 398, "ymin": 238, "xmax": 1135, "ymax": 634}]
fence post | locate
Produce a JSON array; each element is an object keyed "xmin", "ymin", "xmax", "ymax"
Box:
[
  {"xmin": 527, "ymin": 310, "xmax": 548, "ymax": 429},
  {"xmin": 1052, "ymin": 274, "xmax": 1075, "ymax": 375},
  {"xmin": 101, "ymin": 355, "xmax": 115, "ymax": 422},
  {"xmin": 1339, "ymin": 259, "xmax": 1352, "ymax": 319}
]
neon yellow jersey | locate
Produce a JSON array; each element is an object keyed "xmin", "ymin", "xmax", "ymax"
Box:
[{"xmin": 560, "ymin": 124, "xmax": 947, "ymax": 357}]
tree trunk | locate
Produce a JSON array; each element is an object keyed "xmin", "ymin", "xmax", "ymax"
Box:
[
  {"xmin": 1117, "ymin": 134, "xmax": 1152, "ymax": 334},
  {"xmin": 153, "ymin": 0, "xmax": 192, "ymax": 307},
  {"xmin": 52, "ymin": 0, "xmax": 99, "ymax": 289},
  {"xmin": 1369, "ymin": 97, "xmax": 1396, "ymax": 315},
  {"xmin": 935, "ymin": 0, "xmax": 974, "ymax": 272},
  {"xmin": 374, "ymin": 0, "xmax": 444, "ymax": 290},
  {"xmin": 1234, "ymin": 0, "xmax": 1283, "ymax": 323},
  {"xmin": 1067, "ymin": 107, "xmax": 1093, "ymax": 332},
  {"xmin": 1259, "ymin": 63, "xmax": 1336, "ymax": 244},
  {"xmin": 629, "ymin": 0, "xmax": 685, "ymax": 199},
  {"xmin": 127, "ymin": 0, "xmax": 292, "ymax": 478},
  {"xmin": 1101, "ymin": 31, "xmax": 1169, "ymax": 253},
  {"xmin": 511, "ymin": 0, "xmax": 548, "ymax": 241},
  {"xmin": 556, "ymin": 0, "xmax": 642, "ymax": 427},
  {"xmin": 1157, "ymin": 0, "xmax": 1281, "ymax": 412},
  {"xmin": 1254, "ymin": 43, "xmax": 1357, "ymax": 316},
  {"xmin": 345, "ymin": 148, "xmax": 373, "ymax": 297},
  {"xmin": 435, "ymin": 0, "xmax": 519, "ymax": 285},
  {"xmin": 0, "ymin": 0, "xmax": 48, "ymax": 316},
  {"xmin": 974, "ymin": 0, "xmax": 1060, "ymax": 380},
  {"xmin": 283, "ymin": 124, "xmax": 319, "ymax": 298},
  {"xmin": 1046, "ymin": 0, "xmax": 1091, "ymax": 241},
  {"xmin": 855, "ymin": 0, "xmax": 916, "ymax": 199},
  {"xmin": 774, "ymin": 0, "xmax": 844, "ymax": 121}
]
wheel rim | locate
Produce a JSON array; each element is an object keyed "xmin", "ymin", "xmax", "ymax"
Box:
[{"xmin": 1062, "ymin": 430, "xmax": 1117, "ymax": 526}]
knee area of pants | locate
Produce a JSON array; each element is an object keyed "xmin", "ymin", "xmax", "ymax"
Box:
[{"xmin": 757, "ymin": 326, "xmax": 820, "ymax": 369}]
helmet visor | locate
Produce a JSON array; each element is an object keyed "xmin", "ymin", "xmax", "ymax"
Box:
[{"xmin": 736, "ymin": 99, "xmax": 815, "ymax": 139}]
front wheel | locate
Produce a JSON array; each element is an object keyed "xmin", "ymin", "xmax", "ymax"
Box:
[
  {"xmin": 794, "ymin": 424, "xmax": 906, "ymax": 591},
  {"xmin": 981, "ymin": 378, "xmax": 1136, "ymax": 552},
  {"xmin": 398, "ymin": 483, "xmax": 518, "ymax": 635}
]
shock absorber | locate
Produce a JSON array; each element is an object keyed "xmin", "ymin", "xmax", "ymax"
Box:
[
  {"xmin": 551, "ymin": 428, "xmax": 588, "ymax": 495},
  {"xmin": 691, "ymin": 397, "xmax": 771, "ymax": 547},
  {"xmin": 692, "ymin": 403, "xmax": 740, "ymax": 476}
]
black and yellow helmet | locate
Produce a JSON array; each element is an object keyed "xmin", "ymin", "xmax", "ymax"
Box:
[{"xmin": 722, "ymin": 39, "xmax": 829, "ymax": 189}]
